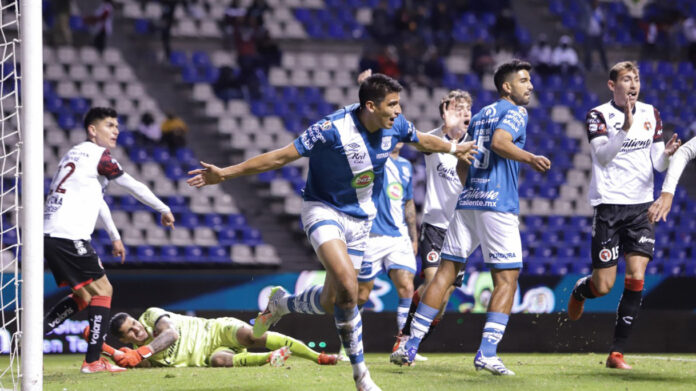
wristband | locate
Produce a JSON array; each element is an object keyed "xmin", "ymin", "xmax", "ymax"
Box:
[
  {"xmin": 448, "ymin": 142, "xmax": 457, "ymax": 154},
  {"xmin": 137, "ymin": 345, "xmax": 153, "ymax": 358}
]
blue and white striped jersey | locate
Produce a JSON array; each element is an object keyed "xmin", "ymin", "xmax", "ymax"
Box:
[
  {"xmin": 293, "ymin": 104, "xmax": 419, "ymax": 220},
  {"xmin": 456, "ymin": 99, "xmax": 528, "ymax": 214},
  {"xmin": 371, "ymin": 156, "xmax": 413, "ymax": 237}
]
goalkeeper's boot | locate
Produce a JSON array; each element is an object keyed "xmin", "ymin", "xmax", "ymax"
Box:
[
  {"xmin": 268, "ymin": 346, "xmax": 291, "ymax": 367},
  {"xmin": 355, "ymin": 371, "xmax": 381, "ymax": 391},
  {"xmin": 567, "ymin": 277, "xmax": 587, "ymax": 321},
  {"xmin": 252, "ymin": 286, "xmax": 288, "ymax": 338},
  {"xmin": 474, "ymin": 350, "xmax": 515, "ymax": 375},
  {"xmin": 317, "ymin": 352, "xmax": 339, "ymax": 365},
  {"xmin": 81, "ymin": 357, "xmax": 127, "ymax": 373},
  {"xmin": 606, "ymin": 352, "xmax": 632, "ymax": 370}
]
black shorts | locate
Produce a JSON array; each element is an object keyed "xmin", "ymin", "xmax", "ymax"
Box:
[
  {"xmin": 44, "ymin": 236, "xmax": 105, "ymax": 290},
  {"xmin": 419, "ymin": 223, "xmax": 465, "ymax": 287},
  {"xmin": 591, "ymin": 203, "xmax": 655, "ymax": 269}
]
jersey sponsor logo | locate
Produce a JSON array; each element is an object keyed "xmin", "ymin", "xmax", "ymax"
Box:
[
  {"xmin": 518, "ymin": 107, "xmax": 527, "ymax": 115},
  {"xmin": 351, "ymin": 170, "xmax": 375, "ymax": 188},
  {"xmin": 426, "ymin": 250, "xmax": 439, "ymax": 263},
  {"xmin": 489, "ymin": 251, "xmax": 517, "ymax": 260},
  {"xmin": 376, "ymin": 152, "xmax": 390, "ymax": 159},
  {"xmin": 458, "ymin": 188, "xmax": 500, "ymax": 208},
  {"xmin": 344, "ymin": 142, "xmax": 368, "ymax": 164},
  {"xmin": 638, "ymin": 236, "xmax": 655, "ymax": 246},
  {"xmin": 387, "ymin": 182, "xmax": 404, "ymax": 200},
  {"xmin": 436, "ymin": 162, "xmax": 458, "ymax": 182},
  {"xmin": 483, "ymin": 104, "xmax": 497, "ymax": 117},
  {"xmin": 501, "ymin": 110, "xmax": 525, "ymax": 133},
  {"xmin": 320, "ymin": 120, "xmax": 332, "ymax": 130},
  {"xmin": 620, "ymin": 138, "xmax": 651, "ymax": 152},
  {"xmin": 300, "ymin": 123, "xmax": 327, "ymax": 150},
  {"xmin": 381, "ymin": 136, "xmax": 392, "ymax": 150}
]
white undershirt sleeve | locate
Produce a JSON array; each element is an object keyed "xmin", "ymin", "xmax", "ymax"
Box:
[
  {"xmin": 98, "ymin": 199, "xmax": 121, "ymax": 241},
  {"xmin": 661, "ymin": 137, "xmax": 696, "ymax": 194},
  {"xmin": 650, "ymin": 141, "xmax": 668, "ymax": 172},
  {"xmin": 112, "ymin": 173, "xmax": 171, "ymax": 214},
  {"xmin": 590, "ymin": 131, "xmax": 627, "ymax": 166}
]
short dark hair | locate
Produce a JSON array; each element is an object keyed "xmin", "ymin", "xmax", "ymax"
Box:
[
  {"xmin": 493, "ymin": 59, "xmax": 532, "ymax": 94},
  {"xmin": 358, "ymin": 73, "xmax": 403, "ymax": 108},
  {"xmin": 83, "ymin": 107, "xmax": 118, "ymax": 132},
  {"xmin": 110, "ymin": 312, "xmax": 130, "ymax": 339}
]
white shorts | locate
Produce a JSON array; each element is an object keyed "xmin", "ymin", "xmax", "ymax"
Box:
[
  {"xmin": 301, "ymin": 201, "xmax": 372, "ymax": 269},
  {"xmin": 440, "ymin": 209, "xmax": 523, "ymax": 270},
  {"xmin": 358, "ymin": 234, "xmax": 416, "ymax": 282}
]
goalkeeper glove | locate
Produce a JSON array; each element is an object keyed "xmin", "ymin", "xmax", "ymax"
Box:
[{"xmin": 115, "ymin": 346, "xmax": 153, "ymax": 368}]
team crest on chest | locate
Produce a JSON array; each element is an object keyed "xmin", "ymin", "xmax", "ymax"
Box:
[
  {"xmin": 644, "ymin": 121, "xmax": 651, "ymax": 131},
  {"xmin": 381, "ymin": 136, "xmax": 392, "ymax": 151}
]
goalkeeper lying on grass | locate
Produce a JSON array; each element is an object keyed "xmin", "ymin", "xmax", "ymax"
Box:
[{"xmin": 93, "ymin": 307, "xmax": 338, "ymax": 368}]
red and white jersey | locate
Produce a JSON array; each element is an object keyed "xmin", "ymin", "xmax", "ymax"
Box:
[
  {"xmin": 421, "ymin": 126, "xmax": 464, "ymax": 229},
  {"xmin": 44, "ymin": 141, "xmax": 124, "ymax": 240},
  {"xmin": 586, "ymin": 100, "xmax": 664, "ymax": 206}
]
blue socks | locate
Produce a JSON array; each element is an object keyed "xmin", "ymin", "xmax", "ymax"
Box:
[
  {"xmin": 284, "ymin": 285, "xmax": 325, "ymax": 315},
  {"xmin": 335, "ymin": 305, "xmax": 367, "ymax": 378},
  {"xmin": 396, "ymin": 297, "xmax": 412, "ymax": 331},
  {"xmin": 479, "ymin": 312, "xmax": 509, "ymax": 357},
  {"xmin": 405, "ymin": 302, "xmax": 439, "ymax": 351}
]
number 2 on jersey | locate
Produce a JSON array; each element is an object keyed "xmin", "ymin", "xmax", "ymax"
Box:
[
  {"xmin": 51, "ymin": 162, "xmax": 76, "ymax": 194},
  {"xmin": 473, "ymin": 135, "xmax": 490, "ymax": 169}
]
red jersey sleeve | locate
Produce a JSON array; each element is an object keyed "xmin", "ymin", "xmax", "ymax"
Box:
[
  {"xmin": 97, "ymin": 149, "xmax": 124, "ymax": 180},
  {"xmin": 653, "ymin": 107, "xmax": 664, "ymax": 142}
]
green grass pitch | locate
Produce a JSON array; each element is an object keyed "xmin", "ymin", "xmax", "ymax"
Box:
[{"xmin": 17, "ymin": 353, "xmax": 696, "ymax": 390}]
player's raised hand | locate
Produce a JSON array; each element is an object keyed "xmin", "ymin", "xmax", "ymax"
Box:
[
  {"xmin": 664, "ymin": 133, "xmax": 682, "ymax": 156},
  {"xmin": 161, "ymin": 211, "xmax": 176, "ymax": 230},
  {"xmin": 357, "ymin": 69, "xmax": 372, "ymax": 84},
  {"xmin": 648, "ymin": 192, "xmax": 674, "ymax": 223},
  {"xmin": 530, "ymin": 155, "xmax": 551, "ymax": 173},
  {"xmin": 453, "ymin": 141, "xmax": 478, "ymax": 164},
  {"xmin": 112, "ymin": 239, "xmax": 126, "ymax": 264},
  {"xmin": 621, "ymin": 92, "xmax": 634, "ymax": 131},
  {"xmin": 187, "ymin": 161, "xmax": 224, "ymax": 187},
  {"xmin": 443, "ymin": 101, "xmax": 466, "ymax": 134}
]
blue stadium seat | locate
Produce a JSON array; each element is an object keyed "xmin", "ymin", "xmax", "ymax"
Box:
[
  {"xmin": 178, "ymin": 212, "xmax": 199, "ymax": 228},
  {"xmin": 129, "ymin": 146, "xmax": 150, "ymax": 164},
  {"xmin": 169, "ymin": 51, "xmax": 188, "ymax": 68},
  {"xmin": 192, "ymin": 51, "xmax": 211, "ymax": 68},
  {"xmin": 228, "ymin": 214, "xmax": 248, "ymax": 230},
  {"xmin": 165, "ymin": 163, "xmax": 186, "ymax": 180},
  {"xmin": 184, "ymin": 245, "xmax": 205, "ymax": 261},
  {"xmin": 242, "ymin": 228, "xmax": 263, "ymax": 246},
  {"xmin": 70, "ymin": 97, "xmax": 89, "ymax": 114},
  {"xmin": 120, "ymin": 195, "xmax": 145, "ymax": 211},
  {"xmin": 57, "ymin": 112, "xmax": 76, "ymax": 130},
  {"xmin": 208, "ymin": 246, "xmax": 230, "ymax": 263},
  {"xmin": 218, "ymin": 228, "xmax": 237, "ymax": 246},
  {"xmin": 159, "ymin": 245, "xmax": 181, "ymax": 262},
  {"xmin": 118, "ymin": 131, "xmax": 136, "ymax": 148},
  {"xmin": 136, "ymin": 245, "xmax": 158, "ymax": 263},
  {"xmin": 549, "ymin": 262, "xmax": 569, "ymax": 275},
  {"xmin": 204, "ymin": 213, "xmax": 225, "ymax": 231},
  {"xmin": 570, "ymin": 262, "xmax": 591, "ymax": 275},
  {"xmin": 152, "ymin": 147, "xmax": 171, "ymax": 163},
  {"xmin": 524, "ymin": 259, "xmax": 546, "ymax": 275}
]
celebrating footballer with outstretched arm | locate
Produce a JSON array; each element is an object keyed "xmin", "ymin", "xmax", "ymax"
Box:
[
  {"xmin": 43, "ymin": 107, "xmax": 176, "ymax": 374},
  {"xmin": 188, "ymin": 73, "xmax": 477, "ymax": 391},
  {"xmin": 567, "ymin": 61, "xmax": 681, "ymax": 370}
]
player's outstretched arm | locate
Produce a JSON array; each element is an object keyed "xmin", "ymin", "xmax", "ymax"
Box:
[
  {"xmin": 412, "ymin": 131, "xmax": 477, "ymax": 163},
  {"xmin": 115, "ymin": 316, "xmax": 179, "ymax": 368},
  {"xmin": 404, "ymin": 199, "xmax": 418, "ymax": 254},
  {"xmin": 112, "ymin": 173, "xmax": 175, "ymax": 229},
  {"xmin": 98, "ymin": 199, "xmax": 126, "ymax": 263},
  {"xmin": 650, "ymin": 137, "xmax": 696, "ymax": 223},
  {"xmin": 491, "ymin": 129, "xmax": 550, "ymax": 173},
  {"xmin": 187, "ymin": 143, "xmax": 302, "ymax": 188}
]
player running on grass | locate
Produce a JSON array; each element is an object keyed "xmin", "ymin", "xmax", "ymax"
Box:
[
  {"xmin": 567, "ymin": 61, "xmax": 681, "ymax": 370},
  {"xmin": 105, "ymin": 307, "xmax": 338, "ymax": 368},
  {"xmin": 392, "ymin": 59, "xmax": 550, "ymax": 375},
  {"xmin": 397, "ymin": 89, "xmax": 473, "ymax": 360},
  {"xmin": 188, "ymin": 73, "xmax": 477, "ymax": 391}
]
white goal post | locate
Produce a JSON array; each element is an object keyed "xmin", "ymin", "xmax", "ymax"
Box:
[{"xmin": 18, "ymin": 0, "xmax": 43, "ymax": 390}]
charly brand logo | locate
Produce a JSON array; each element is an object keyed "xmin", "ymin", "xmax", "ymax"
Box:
[
  {"xmin": 351, "ymin": 170, "xmax": 375, "ymax": 188},
  {"xmin": 387, "ymin": 182, "xmax": 403, "ymax": 200}
]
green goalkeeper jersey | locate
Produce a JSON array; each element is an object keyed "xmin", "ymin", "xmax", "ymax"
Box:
[{"xmin": 137, "ymin": 307, "xmax": 247, "ymax": 367}]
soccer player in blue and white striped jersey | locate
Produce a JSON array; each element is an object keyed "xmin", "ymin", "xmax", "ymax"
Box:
[{"xmin": 188, "ymin": 74, "xmax": 477, "ymax": 391}]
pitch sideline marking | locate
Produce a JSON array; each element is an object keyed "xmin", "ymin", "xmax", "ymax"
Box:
[{"xmin": 627, "ymin": 355, "xmax": 696, "ymax": 363}]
